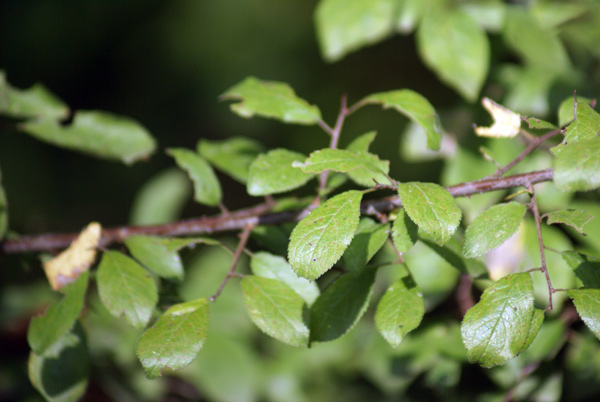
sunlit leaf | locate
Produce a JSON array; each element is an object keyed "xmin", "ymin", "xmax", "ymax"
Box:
[
  {"xmin": 288, "ymin": 190, "xmax": 362, "ymax": 280},
  {"xmin": 474, "ymin": 98, "xmax": 521, "ymax": 138},
  {"xmin": 346, "ymin": 131, "xmax": 377, "ymax": 154},
  {"xmin": 167, "ymin": 148, "xmax": 221, "ymax": 207},
  {"xmin": 97, "ymin": 251, "xmax": 158, "ymax": 328},
  {"xmin": 241, "ymin": 276, "xmax": 309, "ymax": 347},
  {"xmin": 557, "ymin": 96, "xmax": 594, "ymax": 128},
  {"xmin": 27, "ymin": 272, "xmax": 89, "ymax": 355},
  {"xmin": 525, "ymin": 117, "xmax": 556, "ymax": 130},
  {"xmin": 220, "ymin": 77, "xmax": 321, "ymax": 125},
  {"xmin": 375, "ymin": 272, "xmax": 424, "ymax": 348},
  {"xmin": 461, "ymin": 273, "xmax": 537, "ymax": 367},
  {"xmin": 567, "ymin": 289, "xmax": 600, "ymax": 340},
  {"xmin": 398, "ymin": 182, "xmax": 461, "ymax": 246},
  {"xmin": 137, "ymin": 298, "xmax": 209, "ymax": 378},
  {"xmin": 561, "ymin": 251, "xmax": 600, "ymax": 289},
  {"xmin": 554, "ymin": 137, "xmax": 600, "ymax": 192},
  {"xmin": 197, "ymin": 137, "xmax": 264, "ymax": 183},
  {"xmin": 396, "ymin": 0, "xmax": 426, "ymax": 33},
  {"xmin": 362, "ymin": 90, "xmax": 442, "ymax": 150},
  {"xmin": 342, "ymin": 218, "xmax": 390, "ymax": 275},
  {"xmin": 545, "ymin": 209, "xmax": 594, "ymax": 235},
  {"xmin": 553, "ymin": 101, "xmax": 600, "ymax": 156},
  {"xmin": 391, "ymin": 209, "xmax": 418, "ymax": 253},
  {"xmin": 310, "ymin": 268, "xmax": 376, "ymax": 343},
  {"xmin": 463, "ymin": 202, "xmax": 527, "ymax": 258},
  {"xmin": 125, "ymin": 235, "xmax": 184, "ymax": 281},
  {"xmin": 21, "ymin": 111, "xmax": 156, "ymax": 164},
  {"xmin": 247, "ymin": 149, "xmax": 314, "ymax": 196}
]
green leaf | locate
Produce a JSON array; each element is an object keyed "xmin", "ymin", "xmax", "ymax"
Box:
[
  {"xmin": 0, "ymin": 71, "xmax": 69, "ymax": 119},
  {"xmin": 294, "ymin": 148, "xmax": 391, "ymax": 187},
  {"xmin": 314, "ymin": 0, "xmax": 397, "ymax": 62},
  {"xmin": 241, "ymin": 276, "xmax": 309, "ymax": 347},
  {"xmin": 416, "ymin": 6, "xmax": 489, "ymax": 102},
  {"xmin": 288, "ymin": 190, "xmax": 362, "ymax": 280},
  {"xmin": 21, "ymin": 111, "xmax": 156, "ymax": 164},
  {"xmin": 97, "ymin": 251, "xmax": 158, "ymax": 328},
  {"xmin": 362, "ymin": 90, "xmax": 442, "ymax": 150},
  {"xmin": 346, "ymin": 131, "xmax": 377, "ymax": 153},
  {"xmin": 558, "ymin": 96, "xmax": 594, "ymax": 128},
  {"xmin": 519, "ymin": 308, "xmax": 545, "ymax": 355},
  {"xmin": 552, "ymin": 102, "xmax": 600, "ymax": 156},
  {"xmin": 567, "ymin": 289, "xmax": 600, "ymax": 340},
  {"xmin": 28, "ymin": 323, "xmax": 89, "ymax": 402},
  {"xmin": 0, "ymin": 166, "xmax": 7, "ymax": 239},
  {"xmin": 247, "ymin": 149, "xmax": 314, "ymax": 196},
  {"xmin": 545, "ymin": 209, "xmax": 594, "ymax": 235},
  {"xmin": 167, "ymin": 148, "xmax": 221, "ymax": 207},
  {"xmin": 310, "ymin": 268, "xmax": 376, "ymax": 343},
  {"xmin": 525, "ymin": 117, "xmax": 556, "ymax": 130},
  {"xmin": 197, "ymin": 137, "xmax": 264, "ymax": 184},
  {"xmin": 159, "ymin": 237, "xmax": 226, "ymax": 253},
  {"xmin": 561, "ymin": 251, "xmax": 600, "ymax": 289},
  {"xmin": 220, "ymin": 77, "xmax": 321, "ymax": 125},
  {"xmin": 391, "ymin": 209, "xmax": 418, "ymax": 253},
  {"xmin": 27, "ymin": 272, "xmax": 89, "ymax": 355},
  {"xmin": 250, "ymin": 251, "xmax": 320, "ymax": 306},
  {"xmin": 137, "ymin": 298, "xmax": 209, "ymax": 379},
  {"xmin": 421, "ymin": 237, "xmax": 489, "ymax": 279},
  {"xmin": 125, "ymin": 235, "xmax": 184, "ymax": 281},
  {"xmin": 397, "ymin": 182, "xmax": 461, "ymax": 246},
  {"xmin": 375, "ymin": 273, "xmax": 425, "ymax": 348},
  {"xmin": 461, "ymin": 273, "xmax": 536, "ymax": 368},
  {"xmin": 463, "ymin": 202, "xmax": 527, "ymax": 258},
  {"xmin": 554, "ymin": 137, "xmax": 600, "ymax": 192},
  {"xmin": 342, "ymin": 218, "xmax": 390, "ymax": 275}
]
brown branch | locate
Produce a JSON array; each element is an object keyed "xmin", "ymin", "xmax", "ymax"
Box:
[
  {"xmin": 528, "ymin": 184, "xmax": 554, "ymax": 311},
  {"xmin": 318, "ymin": 95, "xmax": 348, "ymax": 194},
  {"xmin": 0, "ymin": 169, "xmax": 554, "ymax": 254}
]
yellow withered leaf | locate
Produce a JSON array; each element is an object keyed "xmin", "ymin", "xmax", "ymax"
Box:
[
  {"xmin": 474, "ymin": 98, "xmax": 521, "ymax": 138},
  {"xmin": 44, "ymin": 222, "xmax": 102, "ymax": 291}
]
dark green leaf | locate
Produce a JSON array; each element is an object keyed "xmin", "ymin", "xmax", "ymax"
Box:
[
  {"xmin": 520, "ymin": 318, "xmax": 566, "ymax": 363},
  {"xmin": 314, "ymin": 0, "xmax": 397, "ymax": 62},
  {"xmin": 21, "ymin": 111, "xmax": 156, "ymax": 164},
  {"xmin": 362, "ymin": 90, "xmax": 442, "ymax": 150},
  {"xmin": 391, "ymin": 209, "xmax": 418, "ymax": 253},
  {"xmin": 0, "ymin": 166, "xmax": 7, "ymax": 239},
  {"xmin": 561, "ymin": 251, "xmax": 600, "ymax": 289},
  {"xmin": 398, "ymin": 182, "xmax": 462, "ymax": 246},
  {"xmin": 247, "ymin": 149, "xmax": 314, "ymax": 196},
  {"xmin": 27, "ymin": 272, "xmax": 89, "ymax": 355},
  {"xmin": 416, "ymin": 7, "xmax": 489, "ymax": 101},
  {"xmin": 421, "ymin": 237, "xmax": 489, "ymax": 279},
  {"xmin": 554, "ymin": 137, "xmax": 600, "ymax": 192},
  {"xmin": 137, "ymin": 298, "xmax": 209, "ymax": 379},
  {"xmin": 342, "ymin": 218, "xmax": 390, "ymax": 275},
  {"xmin": 519, "ymin": 308, "xmax": 545, "ymax": 354},
  {"xmin": 125, "ymin": 235, "xmax": 184, "ymax": 281},
  {"xmin": 310, "ymin": 268, "xmax": 376, "ymax": 343},
  {"xmin": 545, "ymin": 209, "xmax": 594, "ymax": 235},
  {"xmin": 558, "ymin": 96, "xmax": 594, "ymax": 128},
  {"xmin": 197, "ymin": 137, "xmax": 264, "ymax": 184},
  {"xmin": 220, "ymin": 77, "xmax": 321, "ymax": 125},
  {"xmin": 97, "ymin": 251, "xmax": 158, "ymax": 328},
  {"xmin": 288, "ymin": 190, "xmax": 362, "ymax": 280},
  {"xmin": 241, "ymin": 276, "xmax": 309, "ymax": 347},
  {"xmin": 167, "ymin": 148, "xmax": 221, "ymax": 207},
  {"xmin": 461, "ymin": 273, "xmax": 536, "ymax": 367},
  {"xmin": 375, "ymin": 273, "xmax": 425, "ymax": 348},
  {"xmin": 567, "ymin": 289, "xmax": 600, "ymax": 340},
  {"xmin": 0, "ymin": 71, "xmax": 69, "ymax": 119},
  {"xmin": 463, "ymin": 202, "xmax": 527, "ymax": 258},
  {"xmin": 28, "ymin": 323, "xmax": 89, "ymax": 402}
]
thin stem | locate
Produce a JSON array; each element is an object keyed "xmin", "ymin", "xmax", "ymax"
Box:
[
  {"xmin": 528, "ymin": 184, "xmax": 554, "ymax": 311},
  {"xmin": 456, "ymin": 275, "xmax": 475, "ymax": 316},
  {"xmin": 210, "ymin": 223, "xmax": 254, "ymax": 302},
  {"xmin": 318, "ymin": 95, "xmax": 349, "ymax": 194}
]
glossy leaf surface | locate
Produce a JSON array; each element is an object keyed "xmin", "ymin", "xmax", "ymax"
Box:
[
  {"xmin": 391, "ymin": 209, "xmax": 418, "ymax": 253},
  {"xmin": 168, "ymin": 148, "xmax": 221, "ymax": 207},
  {"xmin": 567, "ymin": 289, "xmax": 600, "ymax": 340},
  {"xmin": 561, "ymin": 251, "xmax": 600, "ymax": 289},
  {"xmin": 125, "ymin": 235, "xmax": 184, "ymax": 281},
  {"xmin": 247, "ymin": 149, "xmax": 314, "ymax": 196}
]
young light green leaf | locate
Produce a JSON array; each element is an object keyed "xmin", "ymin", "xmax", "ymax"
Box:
[
  {"xmin": 97, "ymin": 251, "xmax": 158, "ymax": 328},
  {"xmin": 0, "ymin": 71, "xmax": 69, "ymax": 119},
  {"xmin": 288, "ymin": 190, "xmax": 362, "ymax": 280},
  {"xmin": 247, "ymin": 149, "xmax": 314, "ymax": 196},
  {"xmin": 167, "ymin": 148, "xmax": 221, "ymax": 207},
  {"xmin": 28, "ymin": 323, "xmax": 89, "ymax": 402},
  {"xmin": 346, "ymin": 131, "xmax": 377, "ymax": 154},
  {"xmin": 416, "ymin": 7, "xmax": 489, "ymax": 102},
  {"xmin": 391, "ymin": 209, "xmax": 418, "ymax": 253},
  {"xmin": 21, "ymin": 111, "xmax": 156, "ymax": 164},
  {"xmin": 0, "ymin": 166, "xmax": 7, "ymax": 239},
  {"xmin": 557, "ymin": 96, "xmax": 594, "ymax": 128},
  {"xmin": 125, "ymin": 235, "xmax": 184, "ymax": 281},
  {"xmin": 342, "ymin": 218, "xmax": 390, "ymax": 275},
  {"xmin": 375, "ymin": 273, "xmax": 425, "ymax": 348},
  {"xmin": 294, "ymin": 148, "xmax": 391, "ymax": 187},
  {"xmin": 220, "ymin": 77, "xmax": 321, "ymax": 125},
  {"xmin": 314, "ymin": 0, "xmax": 397, "ymax": 62},
  {"xmin": 461, "ymin": 273, "xmax": 536, "ymax": 368},
  {"xmin": 241, "ymin": 276, "xmax": 309, "ymax": 347},
  {"xmin": 310, "ymin": 268, "xmax": 376, "ymax": 343},
  {"xmin": 250, "ymin": 251, "xmax": 320, "ymax": 306},
  {"xmin": 561, "ymin": 251, "xmax": 600, "ymax": 289},
  {"xmin": 362, "ymin": 90, "xmax": 442, "ymax": 150},
  {"xmin": 552, "ymin": 102, "xmax": 600, "ymax": 156},
  {"xmin": 567, "ymin": 289, "xmax": 600, "ymax": 340},
  {"xmin": 27, "ymin": 272, "xmax": 89, "ymax": 355},
  {"xmin": 463, "ymin": 202, "xmax": 527, "ymax": 258},
  {"xmin": 197, "ymin": 137, "xmax": 264, "ymax": 183},
  {"xmin": 525, "ymin": 117, "xmax": 556, "ymax": 130},
  {"xmin": 545, "ymin": 209, "xmax": 594, "ymax": 235},
  {"xmin": 554, "ymin": 137, "xmax": 600, "ymax": 192},
  {"xmin": 137, "ymin": 298, "xmax": 209, "ymax": 379},
  {"xmin": 398, "ymin": 182, "xmax": 462, "ymax": 246}
]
